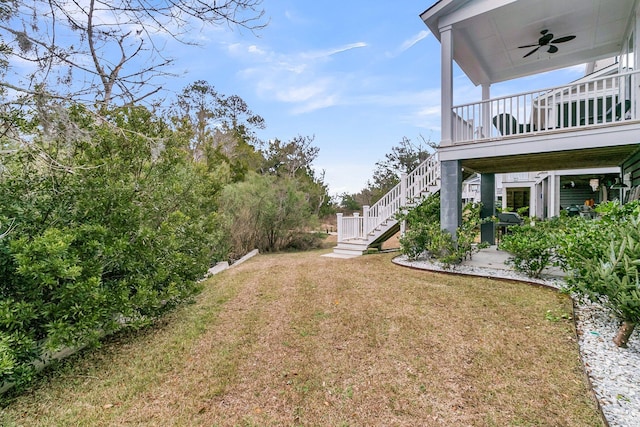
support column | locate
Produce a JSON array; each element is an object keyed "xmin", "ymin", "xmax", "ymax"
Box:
[
  {"xmin": 549, "ymin": 173, "xmax": 561, "ymax": 217},
  {"xmin": 480, "ymin": 173, "xmax": 495, "ymax": 245},
  {"xmin": 481, "ymin": 83, "xmax": 491, "ymax": 138},
  {"xmin": 440, "ymin": 160, "xmax": 462, "ymax": 239},
  {"xmin": 440, "ymin": 25, "xmax": 453, "ymax": 147},
  {"xmin": 635, "ymin": 10, "xmax": 640, "ymax": 120}
]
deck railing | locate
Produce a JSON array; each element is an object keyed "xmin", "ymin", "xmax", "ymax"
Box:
[
  {"xmin": 337, "ymin": 152, "xmax": 440, "ymax": 242},
  {"xmin": 452, "ymin": 69, "xmax": 640, "ymax": 144}
]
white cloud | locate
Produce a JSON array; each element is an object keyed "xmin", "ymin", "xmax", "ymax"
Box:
[
  {"xmin": 230, "ymin": 40, "xmax": 369, "ymax": 114},
  {"xmin": 301, "ymin": 42, "xmax": 368, "ymax": 60},
  {"xmin": 403, "ymin": 104, "xmax": 442, "ymax": 132},
  {"xmin": 386, "ymin": 30, "xmax": 431, "ymax": 58},
  {"xmin": 275, "ymin": 80, "xmax": 330, "ymax": 103},
  {"xmin": 399, "ymin": 31, "xmax": 430, "ymax": 53},
  {"xmin": 227, "ymin": 43, "xmax": 244, "ymax": 55},
  {"xmin": 356, "ymin": 88, "xmax": 441, "ymax": 108},
  {"xmin": 247, "ymin": 45, "xmax": 267, "ymax": 55},
  {"xmin": 291, "ymin": 94, "xmax": 339, "ymax": 114}
]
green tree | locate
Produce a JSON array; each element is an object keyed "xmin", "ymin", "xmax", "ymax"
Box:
[
  {"xmin": 172, "ymin": 81, "xmax": 265, "ymax": 181},
  {"xmin": 367, "ymin": 135, "xmax": 433, "ymax": 203},
  {"xmin": 0, "ymin": 102, "xmax": 230, "ymax": 386},
  {"xmin": 339, "ymin": 193, "xmax": 361, "ymax": 212},
  {"xmin": 261, "ymin": 135, "xmax": 330, "ymax": 216}
]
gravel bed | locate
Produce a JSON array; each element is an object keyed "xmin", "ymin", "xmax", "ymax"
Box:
[{"xmin": 393, "ymin": 255, "xmax": 640, "ymax": 427}]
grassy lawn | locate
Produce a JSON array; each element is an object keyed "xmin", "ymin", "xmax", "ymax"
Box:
[{"xmin": 0, "ymin": 249, "xmax": 603, "ymax": 426}]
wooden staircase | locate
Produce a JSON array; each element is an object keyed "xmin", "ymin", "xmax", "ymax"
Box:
[{"xmin": 327, "ymin": 152, "xmax": 441, "ymax": 258}]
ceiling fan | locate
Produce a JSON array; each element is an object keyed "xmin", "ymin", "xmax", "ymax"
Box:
[{"xmin": 519, "ymin": 29, "xmax": 576, "ymax": 58}]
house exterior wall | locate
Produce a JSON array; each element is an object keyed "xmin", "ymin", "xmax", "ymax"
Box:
[
  {"xmin": 622, "ymin": 150, "xmax": 640, "ymax": 187},
  {"xmin": 619, "ymin": 7, "xmax": 640, "ymax": 200},
  {"xmin": 560, "ymin": 185, "xmax": 598, "ymax": 208}
]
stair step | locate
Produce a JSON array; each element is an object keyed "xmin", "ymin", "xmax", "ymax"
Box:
[
  {"xmin": 322, "ymin": 252, "xmax": 360, "ymax": 259},
  {"xmin": 335, "ymin": 242, "xmax": 369, "ymax": 251},
  {"xmin": 332, "ymin": 248, "xmax": 366, "ymax": 256}
]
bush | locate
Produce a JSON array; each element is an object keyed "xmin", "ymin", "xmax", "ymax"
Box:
[
  {"xmin": 399, "ymin": 194, "xmax": 487, "ymax": 266},
  {"xmin": 0, "ymin": 104, "xmax": 229, "ymax": 387},
  {"xmin": 219, "ymin": 172, "xmax": 318, "ymax": 256},
  {"xmin": 285, "ymin": 232, "xmax": 327, "ymax": 251},
  {"xmin": 557, "ymin": 201, "xmax": 640, "ymax": 347},
  {"xmin": 499, "ymin": 222, "xmax": 558, "ymax": 278},
  {"xmin": 398, "ymin": 193, "xmax": 451, "ymax": 260}
]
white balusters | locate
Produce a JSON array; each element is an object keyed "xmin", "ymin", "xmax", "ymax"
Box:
[{"xmin": 336, "ymin": 152, "xmax": 441, "ymax": 243}]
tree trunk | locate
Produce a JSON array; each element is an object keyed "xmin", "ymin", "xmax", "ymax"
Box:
[{"xmin": 613, "ymin": 321, "xmax": 636, "ymax": 348}]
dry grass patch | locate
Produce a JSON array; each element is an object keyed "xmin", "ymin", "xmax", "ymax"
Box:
[{"xmin": 1, "ymin": 250, "xmax": 603, "ymax": 426}]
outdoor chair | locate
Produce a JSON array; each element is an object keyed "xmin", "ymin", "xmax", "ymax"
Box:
[
  {"xmin": 604, "ymin": 99, "xmax": 632, "ymax": 122},
  {"xmin": 577, "ymin": 99, "xmax": 631, "ymax": 126},
  {"xmin": 492, "ymin": 113, "xmax": 532, "ymax": 136}
]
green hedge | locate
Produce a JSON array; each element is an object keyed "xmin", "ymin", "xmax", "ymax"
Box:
[{"xmin": 0, "ymin": 105, "xmax": 228, "ymax": 387}]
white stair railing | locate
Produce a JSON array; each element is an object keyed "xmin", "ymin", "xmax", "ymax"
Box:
[{"xmin": 337, "ymin": 151, "xmax": 440, "ymax": 243}]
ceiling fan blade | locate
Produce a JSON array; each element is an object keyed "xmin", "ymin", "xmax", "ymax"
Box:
[
  {"xmin": 547, "ymin": 45, "xmax": 559, "ymax": 54},
  {"xmin": 518, "ymin": 43, "xmax": 540, "ymax": 48},
  {"xmin": 539, "ymin": 33, "xmax": 554, "ymax": 45},
  {"xmin": 551, "ymin": 35, "xmax": 576, "ymax": 44},
  {"xmin": 523, "ymin": 46, "xmax": 540, "ymax": 58}
]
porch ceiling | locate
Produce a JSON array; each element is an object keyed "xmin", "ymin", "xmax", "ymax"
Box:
[
  {"xmin": 461, "ymin": 145, "xmax": 640, "ymax": 174},
  {"xmin": 421, "ymin": 0, "xmax": 637, "ymax": 85}
]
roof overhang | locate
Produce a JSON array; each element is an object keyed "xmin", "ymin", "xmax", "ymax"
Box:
[{"xmin": 421, "ymin": 0, "xmax": 638, "ymax": 86}]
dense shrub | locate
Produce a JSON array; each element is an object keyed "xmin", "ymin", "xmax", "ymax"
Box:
[
  {"xmin": 0, "ymin": 92, "xmax": 330, "ymax": 389},
  {"xmin": 557, "ymin": 201, "xmax": 640, "ymax": 347},
  {"xmin": 399, "ymin": 193, "xmax": 486, "ymax": 266},
  {"xmin": 499, "ymin": 220, "xmax": 559, "ymax": 278},
  {"xmin": 0, "ymin": 104, "xmax": 229, "ymax": 386},
  {"xmin": 219, "ymin": 172, "xmax": 319, "ymax": 257},
  {"xmin": 569, "ymin": 213, "xmax": 640, "ymax": 347},
  {"xmin": 398, "ymin": 193, "xmax": 449, "ymax": 260}
]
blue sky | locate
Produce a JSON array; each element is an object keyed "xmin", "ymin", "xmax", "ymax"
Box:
[
  {"xmin": 7, "ymin": 0, "xmax": 587, "ymax": 196},
  {"xmin": 171, "ymin": 1, "xmax": 448, "ymax": 196}
]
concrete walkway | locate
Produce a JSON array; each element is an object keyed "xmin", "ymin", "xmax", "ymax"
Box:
[
  {"xmin": 392, "ymin": 245, "xmax": 566, "ymax": 286},
  {"xmin": 463, "ymin": 245, "xmax": 565, "ymax": 277}
]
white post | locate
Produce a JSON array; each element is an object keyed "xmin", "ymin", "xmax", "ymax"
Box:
[
  {"xmin": 635, "ymin": 12, "xmax": 640, "ymax": 120},
  {"xmin": 441, "ymin": 25, "xmax": 453, "ymax": 146},
  {"xmin": 482, "ymin": 83, "xmax": 491, "ymax": 138},
  {"xmin": 400, "ymin": 173, "xmax": 408, "ymax": 238},
  {"xmin": 362, "ymin": 205, "xmax": 370, "ymax": 236},
  {"xmin": 336, "ymin": 213, "xmax": 343, "ymax": 243},
  {"xmin": 400, "ymin": 173, "xmax": 408, "ymax": 207},
  {"xmin": 353, "ymin": 213, "xmax": 360, "ymax": 238}
]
